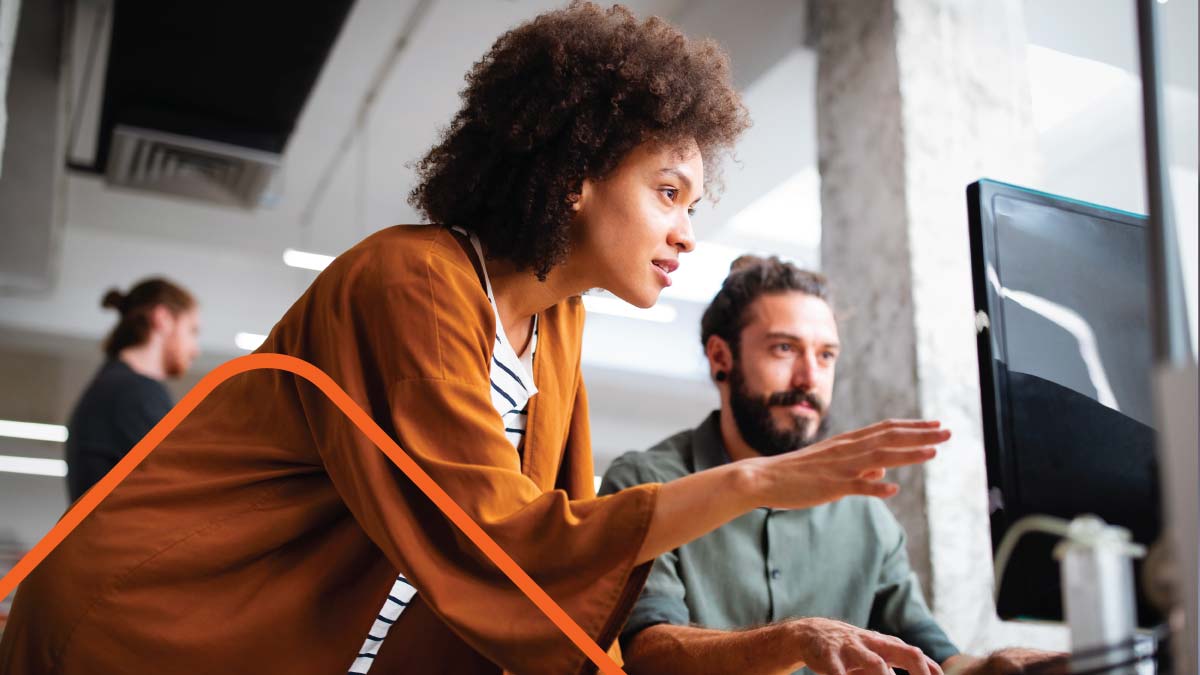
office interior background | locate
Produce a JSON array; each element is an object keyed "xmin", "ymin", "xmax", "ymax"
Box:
[{"xmin": 0, "ymin": 0, "xmax": 1196, "ymax": 656}]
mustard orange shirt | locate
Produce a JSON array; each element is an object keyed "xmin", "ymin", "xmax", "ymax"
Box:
[{"xmin": 0, "ymin": 225, "xmax": 660, "ymax": 675}]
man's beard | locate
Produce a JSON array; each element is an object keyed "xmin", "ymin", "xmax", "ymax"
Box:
[
  {"xmin": 728, "ymin": 362, "xmax": 831, "ymax": 457},
  {"xmin": 163, "ymin": 345, "xmax": 186, "ymax": 379}
]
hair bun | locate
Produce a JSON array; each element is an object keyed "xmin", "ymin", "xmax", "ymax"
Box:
[
  {"xmin": 101, "ymin": 289, "xmax": 125, "ymax": 312},
  {"xmin": 729, "ymin": 254, "xmax": 769, "ymax": 273}
]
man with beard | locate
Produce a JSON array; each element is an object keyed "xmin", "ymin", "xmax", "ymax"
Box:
[{"xmin": 600, "ymin": 256, "xmax": 1049, "ymax": 675}]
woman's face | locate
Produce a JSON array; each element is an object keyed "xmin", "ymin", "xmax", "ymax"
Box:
[{"xmin": 571, "ymin": 139, "xmax": 702, "ymax": 308}]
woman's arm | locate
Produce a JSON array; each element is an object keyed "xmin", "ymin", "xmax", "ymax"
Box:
[{"xmin": 637, "ymin": 419, "xmax": 949, "ymax": 563}]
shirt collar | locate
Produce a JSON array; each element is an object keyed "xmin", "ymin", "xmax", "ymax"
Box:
[{"xmin": 691, "ymin": 410, "xmax": 733, "ymax": 472}]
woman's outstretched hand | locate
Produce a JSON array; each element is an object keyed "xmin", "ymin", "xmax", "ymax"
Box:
[
  {"xmin": 635, "ymin": 419, "xmax": 950, "ymax": 565},
  {"xmin": 739, "ymin": 419, "xmax": 951, "ymax": 510}
]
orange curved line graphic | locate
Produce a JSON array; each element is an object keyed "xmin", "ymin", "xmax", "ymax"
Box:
[{"xmin": 0, "ymin": 353, "xmax": 626, "ymax": 675}]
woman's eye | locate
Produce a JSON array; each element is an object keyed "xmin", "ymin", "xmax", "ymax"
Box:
[
  {"xmin": 661, "ymin": 187, "xmax": 678, "ymax": 201},
  {"xmin": 687, "ymin": 205, "xmax": 697, "ymax": 217}
]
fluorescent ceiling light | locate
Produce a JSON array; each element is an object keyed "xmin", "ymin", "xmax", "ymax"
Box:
[
  {"xmin": 235, "ymin": 332, "xmax": 267, "ymax": 351},
  {"xmin": 0, "ymin": 419, "xmax": 68, "ymax": 443},
  {"xmin": 582, "ymin": 295, "xmax": 677, "ymax": 323},
  {"xmin": 283, "ymin": 248, "xmax": 334, "ymax": 271},
  {"xmin": 0, "ymin": 454, "xmax": 68, "ymax": 477}
]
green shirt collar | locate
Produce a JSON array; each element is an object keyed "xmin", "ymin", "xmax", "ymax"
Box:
[{"xmin": 692, "ymin": 410, "xmax": 732, "ymax": 472}]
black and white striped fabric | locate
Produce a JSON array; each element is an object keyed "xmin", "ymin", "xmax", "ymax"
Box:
[
  {"xmin": 346, "ymin": 574, "xmax": 418, "ymax": 674},
  {"xmin": 347, "ymin": 227, "xmax": 538, "ymax": 674}
]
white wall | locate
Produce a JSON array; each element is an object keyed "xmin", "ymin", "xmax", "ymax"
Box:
[{"xmin": 1025, "ymin": 0, "xmax": 1199, "ymax": 354}]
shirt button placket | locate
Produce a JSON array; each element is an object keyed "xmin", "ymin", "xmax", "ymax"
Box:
[{"xmin": 765, "ymin": 509, "xmax": 785, "ymax": 622}]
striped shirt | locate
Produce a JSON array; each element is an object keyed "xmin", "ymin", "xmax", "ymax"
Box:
[{"xmin": 348, "ymin": 228, "xmax": 538, "ymax": 674}]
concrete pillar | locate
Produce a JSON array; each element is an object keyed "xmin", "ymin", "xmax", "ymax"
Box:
[
  {"xmin": 0, "ymin": 0, "xmax": 66, "ymax": 294},
  {"xmin": 815, "ymin": 0, "xmax": 1063, "ymax": 652}
]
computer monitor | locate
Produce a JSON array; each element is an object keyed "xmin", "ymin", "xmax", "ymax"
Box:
[{"xmin": 967, "ymin": 179, "xmax": 1163, "ymax": 628}]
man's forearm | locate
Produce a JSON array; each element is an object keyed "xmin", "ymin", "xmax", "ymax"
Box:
[
  {"xmin": 623, "ymin": 622, "xmax": 803, "ymax": 675},
  {"xmin": 625, "ymin": 618, "xmax": 942, "ymax": 675}
]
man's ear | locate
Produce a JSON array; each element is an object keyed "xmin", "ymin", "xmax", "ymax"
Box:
[
  {"xmin": 705, "ymin": 334, "xmax": 734, "ymax": 381},
  {"xmin": 149, "ymin": 305, "xmax": 174, "ymax": 334}
]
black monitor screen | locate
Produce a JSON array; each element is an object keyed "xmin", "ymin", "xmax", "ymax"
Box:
[{"xmin": 968, "ymin": 180, "xmax": 1162, "ymax": 627}]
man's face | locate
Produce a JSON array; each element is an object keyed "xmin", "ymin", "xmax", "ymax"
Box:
[{"xmin": 726, "ymin": 292, "xmax": 839, "ymax": 456}]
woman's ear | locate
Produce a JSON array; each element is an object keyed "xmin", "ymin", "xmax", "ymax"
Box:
[{"xmin": 571, "ymin": 178, "xmax": 594, "ymax": 213}]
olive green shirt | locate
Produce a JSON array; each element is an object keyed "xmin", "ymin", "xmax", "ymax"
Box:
[{"xmin": 599, "ymin": 412, "xmax": 959, "ymax": 674}]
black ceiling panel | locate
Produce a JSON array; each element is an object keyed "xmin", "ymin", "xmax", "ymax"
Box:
[{"xmin": 95, "ymin": 0, "xmax": 356, "ymax": 170}]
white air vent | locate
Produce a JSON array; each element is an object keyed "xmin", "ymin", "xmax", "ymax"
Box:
[{"xmin": 105, "ymin": 125, "xmax": 281, "ymax": 209}]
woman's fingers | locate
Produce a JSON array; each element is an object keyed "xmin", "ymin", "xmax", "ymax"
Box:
[
  {"xmin": 851, "ymin": 447, "xmax": 939, "ymax": 471},
  {"xmin": 858, "ymin": 468, "xmax": 886, "ymax": 481},
  {"xmin": 836, "ymin": 418, "xmax": 942, "ymax": 442},
  {"xmin": 845, "ymin": 479, "xmax": 900, "ymax": 498},
  {"xmin": 865, "ymin": 427, "xmax": 952, "ymax": 450},
  {"xmin": 822, "ymin": 428, "xmax": 949, "ymax": 462},
  {"xmin": 798, "ymin": 426, "xmax": 948, "ymax": 462}
]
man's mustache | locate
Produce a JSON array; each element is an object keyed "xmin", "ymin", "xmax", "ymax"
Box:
[{"xmin": 764, "ymin": 389, "xmax": 824, "ymax": 414}]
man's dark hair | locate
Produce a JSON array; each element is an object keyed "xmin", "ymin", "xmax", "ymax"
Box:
[
  {"xmin": 409, "ymin": 2, "xmax": 750, "ymax": 279},
  {"xmin": 700, "ymin": 255, "xmax": 833, "ymax": 358},
  {"xmin": 100, "ymin": 277, "xmax": 196, "ymax": 359}
]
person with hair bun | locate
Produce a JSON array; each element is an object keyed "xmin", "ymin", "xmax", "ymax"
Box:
[
  {"xmin": 64, "ymin": 278, "xmax": 200, "ymax": 501},
  {"xmin": 3, "ymin": 5, "xmax": 947, "ymax": 674}
]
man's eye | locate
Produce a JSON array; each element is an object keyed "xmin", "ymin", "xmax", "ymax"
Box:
[
  {"xmin": 772, "ymin": 343, "xmax": 793, "ymax": 353},
  {"xmin": 661, "ymin": 187, "xmax": 678, "ymax": 201}
]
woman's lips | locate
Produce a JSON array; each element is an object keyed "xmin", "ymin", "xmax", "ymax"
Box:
[{"xmin": 651, "ymin": 260, "xmax": 676, "ymax": 287}]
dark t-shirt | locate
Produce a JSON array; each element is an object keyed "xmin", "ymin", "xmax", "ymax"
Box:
[{"xmin": 65, "ymin": 359, "xmax": 173, "ymax": 502}]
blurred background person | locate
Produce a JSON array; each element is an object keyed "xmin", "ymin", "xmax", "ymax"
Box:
[{"xmin": 64, "ymin": 278, "xmax": 199, "ymax": 502}]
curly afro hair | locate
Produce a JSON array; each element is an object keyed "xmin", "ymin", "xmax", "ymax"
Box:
[{"xmin": 409, "ymin": 2, "xmax": 750, "ymax": 279}]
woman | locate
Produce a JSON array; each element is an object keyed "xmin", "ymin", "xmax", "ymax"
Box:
[
  {"xmin": 0, "ymin": 5, "xmax": 948, "ymax": 674},
  {"xmin": 65, "ymin": 278, "xmax": 200, "ymax": 502}
]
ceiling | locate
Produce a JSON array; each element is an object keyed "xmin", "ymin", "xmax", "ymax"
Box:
[
  {"xmin": 3, "ymin": 0, "xmax": 813, "ymax": 377},
  {"xmin": 0, "ymin": 0, "xmax": 1194, "ymax": 399}
]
